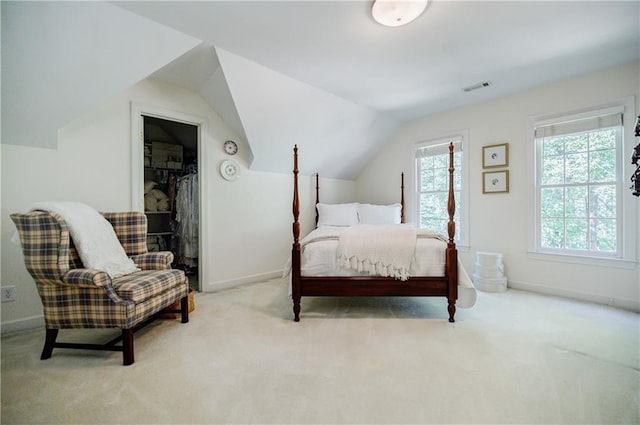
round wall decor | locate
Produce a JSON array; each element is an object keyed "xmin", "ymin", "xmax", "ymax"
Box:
[
  {"xmin": 223, "ymin": 140, "xmax": 238, "ymax": 155},
  {"xmin": 220, "ymin": 159, "xmax": 240, "ymax": 181}
]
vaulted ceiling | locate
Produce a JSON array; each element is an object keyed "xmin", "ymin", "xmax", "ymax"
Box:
[{"xmin": 3, "ymin": 1, "xmax": 639, "ymax": 179}]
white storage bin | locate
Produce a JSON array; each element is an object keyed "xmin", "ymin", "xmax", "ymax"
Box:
[
  {"xmin": 474, "ymin": 251, "xmax": 507, "ymax": 292},
  {"xmin": 474, "ymin": 263, "xmax": 504, "ymax": 279},
  {"xmin": 476, "ymin": 251, "xmax": 503, "ymax": 267},
  {"xmin": 472, "ymin": 275, "xmax": 507, "ymax": 293}
]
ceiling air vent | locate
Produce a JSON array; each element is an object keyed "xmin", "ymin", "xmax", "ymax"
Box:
[{"xmin": 463, "ymin": 81, "xmax": 492, "ymax": 92}]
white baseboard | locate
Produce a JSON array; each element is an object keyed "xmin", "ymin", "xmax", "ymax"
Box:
[
  {"xmin": 508, "ymin": 279, "xmax": 640, "ymax": 312},
  {"xmin": 1, "ymin": 314, "xmax": 44, "ymax": 335},
  {"xmin": 204, "ymin": 270, "xmax": 283, "ymax": 293}
]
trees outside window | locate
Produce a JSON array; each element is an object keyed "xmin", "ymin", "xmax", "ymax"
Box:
[
  {"xmin": 415, "ymin": 136, "xmax": 467, "ymax": 246},
  {"xmin": 534, "ymin": 109, "xmax": 623, "ymax": 258}
]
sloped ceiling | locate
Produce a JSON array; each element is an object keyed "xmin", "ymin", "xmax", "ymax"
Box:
[
  {"xmin": 3, "ymin": 1, "xmax": 639, "ymax": 179},
  {"xmin": 213, "ymin": 47, "xmax": 399, "ymax": 178},
  {"xmin": 146, "ymin": 44, "xmax": 254, "ymax": 164},
  {"xmin": 1, "ymin": 1, "xmax": 201, "ymax": 149},
  {"xmin": 147, "ymin": 43, "xmax": 399, "ymax": 179},
  {"xmin": 118, "ymin": 0, "xmax": 640, "ymax": 178}
]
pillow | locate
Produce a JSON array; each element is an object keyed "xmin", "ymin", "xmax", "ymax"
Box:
[
  {"xmin": 316, "ymin": 203, "xmax": 359, "ymax": 227},
  {"xmin": 143, "ymin": 180, "xmax": 157, "ymax": 195},
  {"xmin": 358, "ymin": 203, "xmax": 402, "ymax": 225},
  {"xmin": 148, "ymin": 188, "xmax": 169, "ymax": 200}
]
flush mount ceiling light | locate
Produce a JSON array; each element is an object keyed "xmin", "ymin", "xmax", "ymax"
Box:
[{"xmin": 371, "ymin": 0, "xmax": 429, "ymax": 27}]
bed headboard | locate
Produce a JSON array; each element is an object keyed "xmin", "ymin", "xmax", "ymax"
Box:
[{"xmin": 313, "ymin": 172, "xmax": 406, "ymax": 226}]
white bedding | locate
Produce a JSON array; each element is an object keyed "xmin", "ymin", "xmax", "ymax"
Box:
[
  {"xmin": 337, "ymin": 224, "xmax": 416, "ymax": 280},
  {"xmin": 301, "ymin": 226, "xmax": 446, "ymax": 277},
  {"xmin": 297, "ymin": 226, "xmax": 476, "ymax": 308}
]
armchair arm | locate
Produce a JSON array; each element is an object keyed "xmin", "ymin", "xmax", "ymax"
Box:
[
  {"xmin": 131, "ymin": 251, "xmax": 174, "ymax": 270},
  {"xmin": 62, "ymin": 269, "xmax": 111, "ymax": 287}
]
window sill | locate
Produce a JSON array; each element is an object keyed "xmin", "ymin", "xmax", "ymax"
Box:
[{"xmin": 527, "ymin": 251, "xmax": 638, "ymax": 270}]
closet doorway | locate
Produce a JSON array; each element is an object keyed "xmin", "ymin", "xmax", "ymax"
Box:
[{"xmin": 131, "ymin": 104, "xmax": 206, "ymax": 292}]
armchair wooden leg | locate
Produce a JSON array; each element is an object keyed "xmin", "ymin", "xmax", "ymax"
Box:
[
  {"xmin": 180, "ymin": 295, "xmax": 189, "ymax": 324},
  {"xmin": 122, "ymin": 328, "xmax": 134, "ymax": 366},
  {"xmin": 41, "ymin": 329, "xmax": 58, "ymax": 360}
]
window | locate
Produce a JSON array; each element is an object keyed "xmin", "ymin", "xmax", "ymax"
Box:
[
  {"xmin": 415, "ymin": 135, "xmax": 468, "ymax": 246},
  {"xmin": 533, "ymin": 107, "xmax": 624, "ymax": 259}
]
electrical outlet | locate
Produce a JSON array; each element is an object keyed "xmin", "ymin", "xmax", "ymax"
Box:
[{"xmin": 1, "ymin": 286, "xmax": 16, "ymax": 302}]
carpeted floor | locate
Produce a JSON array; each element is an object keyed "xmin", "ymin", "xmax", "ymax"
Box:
[{"xmin": 1, "ymin": 277, "xmax": 638, "ymax": 424}]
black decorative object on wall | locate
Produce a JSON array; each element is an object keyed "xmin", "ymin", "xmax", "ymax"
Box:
[{"xmin": 631, "ymin": 115, "xmax": 640, "ymax": 197}]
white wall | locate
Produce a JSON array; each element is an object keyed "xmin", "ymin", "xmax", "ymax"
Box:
[
  {"xmin": 357, "ymin": 62, "xmax": 640, "ymax": 311},
  {"xmin": 1, "ymin": 79, "xmax": 354, "ymax": 332},
  {"xmin": 1, "ymin": 1, "xmax": 200, "ymax": 149}
]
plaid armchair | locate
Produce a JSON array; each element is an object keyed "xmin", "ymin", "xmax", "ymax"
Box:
[{"xmin": 10, "ymin": 211, "xmax": 189, "ymax": 365}]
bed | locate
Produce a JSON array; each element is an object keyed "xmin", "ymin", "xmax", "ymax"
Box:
[{"xmin": 291, "ymin": 143, "xmax": 470, "ymax": 322}]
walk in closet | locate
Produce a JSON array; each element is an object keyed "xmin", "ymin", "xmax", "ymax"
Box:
[{"xmin": 143, "ymin": 116, "xmax": 199, "ymax": 288}]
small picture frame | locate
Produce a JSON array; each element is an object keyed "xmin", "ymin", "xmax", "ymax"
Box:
[
  {"xmin": 482, "ymin": 143, "xmax": 509, "ymax": 168},
  {"xmin": 483, "ymin": 170, "xmax": 509, "ymax": 194}
]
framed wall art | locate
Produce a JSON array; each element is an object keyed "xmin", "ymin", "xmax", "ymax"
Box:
[
  {"xmin": 483, "ymin": 170, "xmax": 509, "ymax": 194},
  {"xmin": 482, "ymin": 143, "xmax": 509, "ymax": 168}
]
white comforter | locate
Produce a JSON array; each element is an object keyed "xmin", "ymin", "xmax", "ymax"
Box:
[
  {"xmin": 301, "ymin": 225, "xmax": 446, "ymax": 277},
  {"xmin": 298, "ymin": 225, "xmax": 476, "ymax": 308}
]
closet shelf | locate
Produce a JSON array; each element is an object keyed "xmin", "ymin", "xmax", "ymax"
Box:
[
  {"xmin": 148, "ymin": 231, "xmax": 172, "ymax": 236},
  {"xmin": 145, "ymin": 211, "xmax": 171, "ymax": 214},
  {"xmin": 145, "ymin": 166, "xmax": 183, "ymax": 171}
]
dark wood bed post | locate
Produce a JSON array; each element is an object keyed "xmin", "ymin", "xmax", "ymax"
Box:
[
  {"xmin": 314, "ymin": 173, "xmax": 320, "ymax": 227},
  {"xmin": 292, "ymin": 145, "xmax": 302, "ymax": 321},
  {"xmin": 400, "ymin": 172, "xmax": 405, "ymax": 223},
  {"xmin": 446, "ymin": 142, "xmax": 458, "ymax": 322}
]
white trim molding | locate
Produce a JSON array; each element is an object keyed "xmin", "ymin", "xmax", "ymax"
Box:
[
  {"xmin": 1, "ymin": 314, "xmax": 45, "ymax": 335},
  {"xmin": 508, "ymin": 278, "xmax": 640, "ymax": 313},
  {"xmin": 205, "ymin": 270, "xmax": 284, "ymax": 293},
  {"xmin": 130, "ymin": 102, "xmax": 209, "ymax": 292}
]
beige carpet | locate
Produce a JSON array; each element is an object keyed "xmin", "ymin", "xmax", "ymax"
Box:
[{"xmin": 1, "ymin": 278, "xmax": 638, "ymax": 424}]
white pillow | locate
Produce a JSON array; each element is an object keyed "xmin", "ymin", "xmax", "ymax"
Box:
[
  {"xmin": 316, "ymin": 203, "xmax": 359, "ymax": 227},
  {"xmin": 358, "ymin": 203, "xmax": 402, "ymax": 225}
]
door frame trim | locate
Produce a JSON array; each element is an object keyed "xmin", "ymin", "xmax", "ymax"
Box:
[{"xmin": 130, "ymin": 102, "xmax": 208, "ymax": 292}]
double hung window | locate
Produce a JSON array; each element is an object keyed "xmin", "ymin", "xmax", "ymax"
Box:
[
  {"xmin": 415, "ymin": 136, "xmax": 467, "ymax": 246},
  {"xmin": 533, "ymin": 107, "xmax": 624, "ymax": 258}
]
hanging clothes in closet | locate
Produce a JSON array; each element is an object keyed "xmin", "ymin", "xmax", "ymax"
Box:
[{"xmin": 174, "ymin": 168, "xmax": 198, "ymax": 272}]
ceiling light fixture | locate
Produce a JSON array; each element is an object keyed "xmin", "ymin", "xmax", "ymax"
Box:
[{"xmin": 371, "ymin": 0, "xmax": 429, "ymax": 27}]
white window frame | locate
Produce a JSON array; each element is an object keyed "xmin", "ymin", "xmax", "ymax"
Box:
[
  {"xmin": 414, "ymin": 131, "xmax": 469, "ymax": 249},
  {"xmin": 527, "ymin": 97, "xmax": 637, "ymax": 268}
]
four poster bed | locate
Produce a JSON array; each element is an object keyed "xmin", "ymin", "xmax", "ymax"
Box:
[{"xmin": 290, "ymin": 143, "xmax": 460, "ymax": 322}]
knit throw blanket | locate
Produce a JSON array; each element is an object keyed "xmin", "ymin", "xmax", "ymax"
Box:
[
  {"xmin": 337, "ymin": 224, "xmax": 417, "ymax": 281},
  {"xmin": 31, "ymin": 202, "xmax": 140, "ymax": 278}
]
